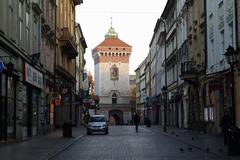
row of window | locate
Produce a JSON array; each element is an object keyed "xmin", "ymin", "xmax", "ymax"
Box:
[
  {"xmin": 3, "ymin": 0, "xmax": 40, "ymax": 54},
  {"xmin": 207, "ymin": 0, "xmax": 235, "ymax": 72},
  {"xmin": 108, "ymin": 47, "xmax": 125, "ymax": 50},
  {"xmin": 99, "ymin": 52, "xmax": 130, "ymax": 57}
]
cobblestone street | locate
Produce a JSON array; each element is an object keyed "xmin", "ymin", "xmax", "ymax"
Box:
[{"xmin": 51, "ymin": 126, "xmax": 227, "ymax": 160}]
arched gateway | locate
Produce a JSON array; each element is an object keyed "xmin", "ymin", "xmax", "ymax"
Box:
[{"xmin": 109, "ymin": 110, "xmax": 123, "ymax": 125}]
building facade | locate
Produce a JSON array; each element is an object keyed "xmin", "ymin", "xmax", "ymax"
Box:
[
  {"xmin": 162, "ymin": 0, "xmax": 178, "ymax": 127},
  {"xmin": 179, "ymin": 0, "xmax": 206, "ymax": 131},
  {"xmin": 92, "ymin": 24, "xmax": 133, "ymax": 125},
  {"xmin": 75, "ymin": 23, "xmax": 87, "ymax": 126},
  {"xmin": 176, "ymin": 0, "xmax": 188, "ymax": 129},
  {"xmin": 41, "ymin": 0, "xmax": 56, "ymax": 130},
  {"xmin": 54, "ymin": 0, "xmax": 82, "ymax": 127},
  {"xmin": 0, "ymin": 0, "xmax": 43, "ymax": 141},
  {"xmin": 135, "ymin": 58, "xmax": 147, "ymax": 124},
  {"xmin": 149, "ymin": 19, "xmax": 160, "ymax": 125},
  {"xmin": 205, "ymin": 0, "xmax": 237, "ymax": 134},
  {"xmin": 136, "ymin": 0, "xmax": 240, "ymax": 135},
  {"xmin": 0, "ymin": 0, "xmax": 86, "ymax": 142}
]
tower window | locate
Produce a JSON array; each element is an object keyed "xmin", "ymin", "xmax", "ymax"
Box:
[{"xmin": 112, "ymin": 93, "xmax": 117, "ymax": 104}]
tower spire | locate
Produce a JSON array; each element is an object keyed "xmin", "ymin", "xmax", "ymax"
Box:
[
  {"xmin": 111, "ymin": 17, "xmax": 113, "ymax": 28},
  {"xmin": 105, "ymin": 17, "xmax": 118, "ymax": 39}
]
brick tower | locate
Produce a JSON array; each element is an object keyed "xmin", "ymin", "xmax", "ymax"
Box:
[{"xmin": 92, "ymin": 22, "xmax": 133, "ymax": 125}]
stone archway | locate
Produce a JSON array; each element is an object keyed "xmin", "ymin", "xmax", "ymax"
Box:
[{"xmin": 109, "ymin": 110, "xmax": 123, "ymax": 125}]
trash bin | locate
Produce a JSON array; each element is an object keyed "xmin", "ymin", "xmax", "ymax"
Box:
[
  {"xmin": 146, "ymin": 120, "xmax": 151, "ymax": 127},
  {"xmin": 63, "ymin": 121, "xmax": 72, "ymax": 137},
  {"xmin": 227, "ymin": 126, "xmax": 240, "ymax": 156}
]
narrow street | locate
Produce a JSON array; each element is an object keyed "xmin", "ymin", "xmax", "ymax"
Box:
[{"xmin": 51, "ymin": 126, "xmax": 223, "ymax": 160}]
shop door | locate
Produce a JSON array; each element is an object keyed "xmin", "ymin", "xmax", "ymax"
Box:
[
  {"xmin": 0, "ymin": 74, "xmax": 7, "ymax": 140},
  {"xmin": 26, "ymin": 87, "xmax": 32, "ymax": 137}
]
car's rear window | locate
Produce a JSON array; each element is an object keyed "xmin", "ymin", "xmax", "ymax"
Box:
[{"xmin": 90, "ymin": 117, "xmax": 105, "ymax": 122}]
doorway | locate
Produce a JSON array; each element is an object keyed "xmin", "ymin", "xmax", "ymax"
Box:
[
  {"xmin": 109, "ymin": 110, "xmax": 123, "ymax": 125},
  {"xmin": 0, "ymin": 74, "xmax": 16, "ymax": 141},
  {"xmin": 26, "ymin": 87, "xmax": 32, "ymax": 137}
]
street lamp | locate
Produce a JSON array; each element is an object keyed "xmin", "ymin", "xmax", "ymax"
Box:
[
  {"xmin": 224, "ymin": 45, "xmax": 239, "ymax": 126},
  {"xmin": 160, "ymin": 17, "xmax": 167, "ymax": 132},
  {"xmin": 161, "ymin": 86, "xmax": 167, "ymax": 132}
]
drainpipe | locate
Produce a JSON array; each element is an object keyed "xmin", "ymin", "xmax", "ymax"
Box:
[
  {"xmin": 175, "ymin": 0, "xmax": 179, "ymax": 128},
  {"xmin": 53, "ymin": 0, "xmax": 57, "ymax": 127},
  {"xmin": 235, "ymin": 0, "xmax": 239, "ymax": 49},
  {"xmin": 203, "ymin": 0, "xmax": 208, "ymax": 133},
  {"xmin": 233, "ymin": 0, "xmax": 240, "ymax": 128}
]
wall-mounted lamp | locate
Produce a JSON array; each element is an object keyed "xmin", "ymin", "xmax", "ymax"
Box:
[{"xmin": 31, "ymin": 52, "xmax": 40, "ymax": 64}]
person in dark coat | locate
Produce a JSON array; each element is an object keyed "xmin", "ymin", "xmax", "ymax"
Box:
[
  {"xmin": 134, "ymin": 112, "xmax": 140, "ymax": 132},
  {"xmin": 83, "ymin": 112, "xmax": 90, "ymax": 127},
  {"xmin": 220, "ymin": 111, "xmax": 232, "ymax": 145}
]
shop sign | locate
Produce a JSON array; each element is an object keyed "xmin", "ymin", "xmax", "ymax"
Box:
[
  {"xmin": 209, "ymin": 80, "xmax": 223, "ymax": 91},
  {"xmin": 24, "ymin": 62, "xmax": 43, "ymax": 89},
  {"xmin": 55, "ymin": 98, "xmax": 61, "ymax": 106}
]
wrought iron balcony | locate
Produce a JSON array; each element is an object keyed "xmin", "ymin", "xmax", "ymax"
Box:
[
  {"xmin": 60, "ymin": 27, "xmax": 78, "ymax": 58},
  {"xmin": 180, "ymin": 61, "xmax": 198, "ymax": 82}
]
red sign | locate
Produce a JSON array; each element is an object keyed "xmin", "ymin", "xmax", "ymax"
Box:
[{"xmin": 55, "ymin": 97, "xmax": 61, "ymax": 106}]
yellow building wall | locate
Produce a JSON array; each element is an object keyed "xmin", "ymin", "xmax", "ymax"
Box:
[{"xmin": 55, "ymin": 0, "xmax": 76, "ymax": 77}]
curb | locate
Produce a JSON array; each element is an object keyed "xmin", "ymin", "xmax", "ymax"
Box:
[{"xmin": 46, "ymin": 134, "xmax": 85, "ymax": 160}]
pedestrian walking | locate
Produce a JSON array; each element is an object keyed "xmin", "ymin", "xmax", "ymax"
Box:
[
  {"xmin": 220, "ymin": 111, "xmax": 231, "ymax": 145},
  {"xmin": 134, "ymin": 112, "xmax": 140, "ymax": 132},
  {"xmin": 83, "ymin": 112, "xmax": 90, "ymax": 128}
]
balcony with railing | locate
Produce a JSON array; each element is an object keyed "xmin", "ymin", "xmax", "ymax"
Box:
[
  {"xmin": 60, "ymin": 27, "xmax": 78, "ymax": 58},
  {"xmin": 180, "ymin": 61, "xmax": 198, "ymax": 82}
]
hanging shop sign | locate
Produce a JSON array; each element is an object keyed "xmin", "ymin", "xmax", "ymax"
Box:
[
  {"xmin": 55, "ymin": 98, "xmax": 61, "ymax": 106},
  {"xmin": 23, "ymin": 62, "xmax": 43, "ymax": 89}
]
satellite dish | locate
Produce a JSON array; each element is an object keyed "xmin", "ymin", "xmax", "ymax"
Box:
[{"xmin": 0, "ymin": 60, "xmax": 4, "ymax": 73}]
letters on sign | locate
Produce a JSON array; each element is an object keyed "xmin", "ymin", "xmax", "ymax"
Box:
[{"xmin": 24, "ymin": 63, "xmax": 43, "ymax": 89}]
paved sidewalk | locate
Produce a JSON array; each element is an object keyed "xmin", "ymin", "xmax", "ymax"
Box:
[
  {"xmin": 0, "ymin": 126, "xmax": 86, "ymax": 160},
  {"xmin": 149, "ymin": 125, "xmax": 240, "ymax": 160}
]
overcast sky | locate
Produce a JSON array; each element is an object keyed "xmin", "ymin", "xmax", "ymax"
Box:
[{"xmin": 76, "ymin": 0, "xmax": 167, "ymax": 75}]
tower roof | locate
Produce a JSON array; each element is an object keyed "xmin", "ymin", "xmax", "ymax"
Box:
[
  {"xmin": 105, "ymin": 17, "xmax": 118, "ymax": 39},
  {"xmin": 105, "ymin": 27, "xmax": 118, "ymax": 39},
  {"xmin": 93, "ymin": 18, "xmax": 132, "ymax": 51},
  {"xmin": 97, "ymin": 38, "xmax": 131, "ymax": 48}
]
